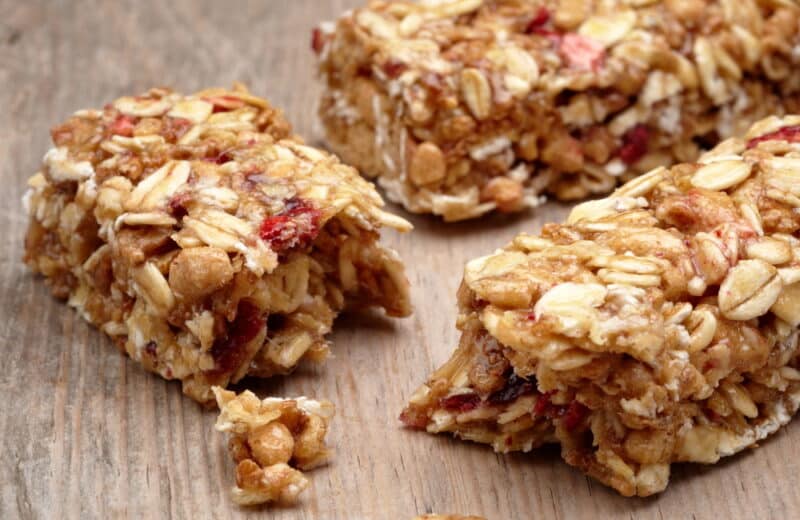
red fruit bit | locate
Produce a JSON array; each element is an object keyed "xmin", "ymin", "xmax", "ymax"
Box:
[
  {"xmin": 382, "ymin": 59, "xmax": 408, "ymax": 79},
  {"xmin": 208, "ymin": 300, "xmax": 265, "ymax": 376},
  {"xmin": 562, "ymin": 400, "xmax": 589, "ymax": 431},
  {"xmin": 311, "ymin": 27, "xmax": 326, "ymax": 54},
  {"xmin": 204, "ymin": 95, "xmax": 245, "ymax": 113},
  {"xmin": 440, "ymin": 392, "xmax": 481, "ymax": 413},
  {"xmin": 618, "ymin": 124, "xmax": 649, "ymax": 165},
  {"xmin": 259, "ymin": 197, "xmax": 322, "ymax": 252},
  {"xmin": 526, "ymin": 7, "xmax": 550, "ymax": 33},
  {"xmin": 144, "ymin": 341, "xmax": 157, "ymax": 357},
  {"xmin": 703, "ymin": 359, "xmax": 718, "ymax": 372},
  {"xmin": 533, "ymin": 391, "xmax": 555, "ymax": 416},
  {"xmin": 526, "ymin": 312, "xmax": 537, "ymax": 321},
  {"xmin": 746, "ymin": 125, "xmax": 800, "ymax": 149},
  {"xmin": 205, "ymin": 149, "xmax": 233, "ymax": 165},
  {"xmin": 109, "ymin": 114, "xmax": 137, "ymax": 137},
  {"xmin": 561, "ymin": 33, "xmax": 605, "ymax": 71}
]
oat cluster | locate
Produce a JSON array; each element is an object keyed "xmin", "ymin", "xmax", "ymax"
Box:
[
  {"xmin": 317, "ymin": 0, "xmax": 800, "ymax": 220},
  {"xmin": 402, "ymin": 115, "xmax": 800, "ymax": 496},
  {"xmin": 23, "ymin": 85, "xmax": 411, "ymax": 404},
  {"xmin": 213, "ymin": 387, "xmax": 334, "ymax": 506}
]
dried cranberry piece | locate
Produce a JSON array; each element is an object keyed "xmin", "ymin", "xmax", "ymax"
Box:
[
  {"xmin": 746, "ymin": 125, "xmax": 800, "ymax": 149},
  {"xmin": 533, "ymin": 391, "xmax": 555, "ymax": 416},
  {"xmin": 439, "ymin": 393, "xmax": 481, "ymax": 413},
  {"xmin": 204, "ymin": 149, "xmax": 233, "ymax": 164},
  {"xmin": 488, "ymin": 373, "xmax": 536, "ymax": 405},
  {"xmin": 382, "ymin": 59, "xmax": 408, "ymax": 78},
  {"xmin": 109, "ymin": 114, "xmax": 138, "ymax": 137},
  {"xmin": 562, "ymin": 400, "xmax": 589, "ymax": 431},
  {"xmin": 525, "ymin": 7, "xmax": 550, "ymax": 33},
  {"xmin": 618, "ymin": 124, "xmax": 649, "ymax": 165},
  {"xmin": 144, "ymin": 341, "xmax": 158, "ymax": 357},
  {"xmin": 208, "ymin": 300, "xmax": 265, "ymax": 376},
  {"xmin": 259, "ymin": 197, "xmax": 322, "ymax": 252}
]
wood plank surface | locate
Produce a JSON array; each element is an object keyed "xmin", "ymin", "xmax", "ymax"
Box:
[{"xmin": 2, "ymin": 1, "xmax": 800, "ymax": 519}]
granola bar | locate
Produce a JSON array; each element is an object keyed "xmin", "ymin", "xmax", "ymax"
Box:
[
  {"xmin": 213, "ymin": 387, "xmax": 334, "ymax": 506},
  {"xmin": 23, "ymin": 85, "xmax": 412, "ymax": 405},
  {"xmin": 401, "ymin": 115, "xmax": 800, "ymax": 496},
  {"xmin": 316, "ymin": 0, "xmax": 800, "ymax": 221}
]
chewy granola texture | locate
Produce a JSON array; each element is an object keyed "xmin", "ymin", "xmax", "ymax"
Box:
[
  {"xmin": 316, "ymin": 0, "xmax": 800, "ymax": 221},
  {"xmin": 401, "ymin": 115, "xmax": 800, "ymax": 496},
  {"xmin": 213, "ymin": 387, "xmax": 334, "ymax": 506},
  {"xmin": 24, "ymin": 85, "xmax": 412, "ymax": 405}
]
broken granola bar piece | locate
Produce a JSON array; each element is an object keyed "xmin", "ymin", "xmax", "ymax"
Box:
[
  {"xmin": 213, "ymin": 387, "xmax": 333, "ymax": 506},
  {"xmin": 316, "ymin": 0, "xmax": 800, "ymax": 220},
  {"xmin": 402, "ymin": 115, "xmax": 800, "ymax": 496},
  {"xmin": 23, "ymin": 85, "xmax": 412, "ymax": 404}
]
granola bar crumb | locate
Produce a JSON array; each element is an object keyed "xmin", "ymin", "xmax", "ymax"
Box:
[{"xmin": 213, "ymin": 386, "xmax": 334, "ymax": 506}]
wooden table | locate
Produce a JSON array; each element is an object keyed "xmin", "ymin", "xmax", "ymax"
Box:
[{"xmin": 3, "ymin": 1, "xmax": 800, "ymax": 518}]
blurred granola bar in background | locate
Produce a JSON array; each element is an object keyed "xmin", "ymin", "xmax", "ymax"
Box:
[
  {"xmin": 315, "ymin": 0, "xmax": 800, "ymax": 221},
  {"xmin": 213, "ymin": 387, "xmax": 334, "ymax": 506},
  {"xmin": 402, "ymin": 115, "xmax": 800, "ymax": 495},
  {"xmin": 23, "ymin": 85, "xmax": 411, "ymax": 405}
]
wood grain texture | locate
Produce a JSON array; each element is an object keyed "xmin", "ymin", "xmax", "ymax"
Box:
[{"xmin": 2, "ymin": 1, "xmax": 800, "ymax": 519}]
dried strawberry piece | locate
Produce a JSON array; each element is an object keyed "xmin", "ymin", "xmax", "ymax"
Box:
[
  {"xmin": 746, "ymin": 125, "xmax": 800, "ymax": 149},
  {"xmin": 208, "ymin": 300, "xmax": 265, "ymax": 376},
  {"xmin": 311, "ymin": 27, "xmax": 326, "ymax": 54},
  {"xmin": 109, "ymin": 114, "xmax": 138, "ymax": 137},
  {"xmin": 440, "ymin": 392, "xmax": 481, "ymax": 413},
  {"xmin": 258, "ymin": 197, "xmax": 322, "ymax": 252},
  {"xmin": 488, "ymin": 373, "xmax": 536, "ymax": 405},
  {"xmin": 618, "ymin": 124, "xmax": 650, "ymax": 165},
  {"xmin": 204, "ymin": 95, "xmax": 245, "ymax": 113},
  {"xmin": 525, "ymin": 7, "xmax": 551, "ymax": 33},
  {"xmin": 561, "ymin": 34, "xmax": 605, "ymax": 71}
]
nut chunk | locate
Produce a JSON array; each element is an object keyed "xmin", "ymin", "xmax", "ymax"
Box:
[
  {"xmin": 402, "ymin": 115, "xmax": 800, "ymax": 496},
  {"xmin": 316, "ymin": 0, "xmax": 800, "ymax": 221},
  {"xmin": 23, "ymin": 85, "xmax": 412, "ymax": 405},
  {"xmin": 213, "ymin": 387, "xmax": 334, "ymax": 506}
]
